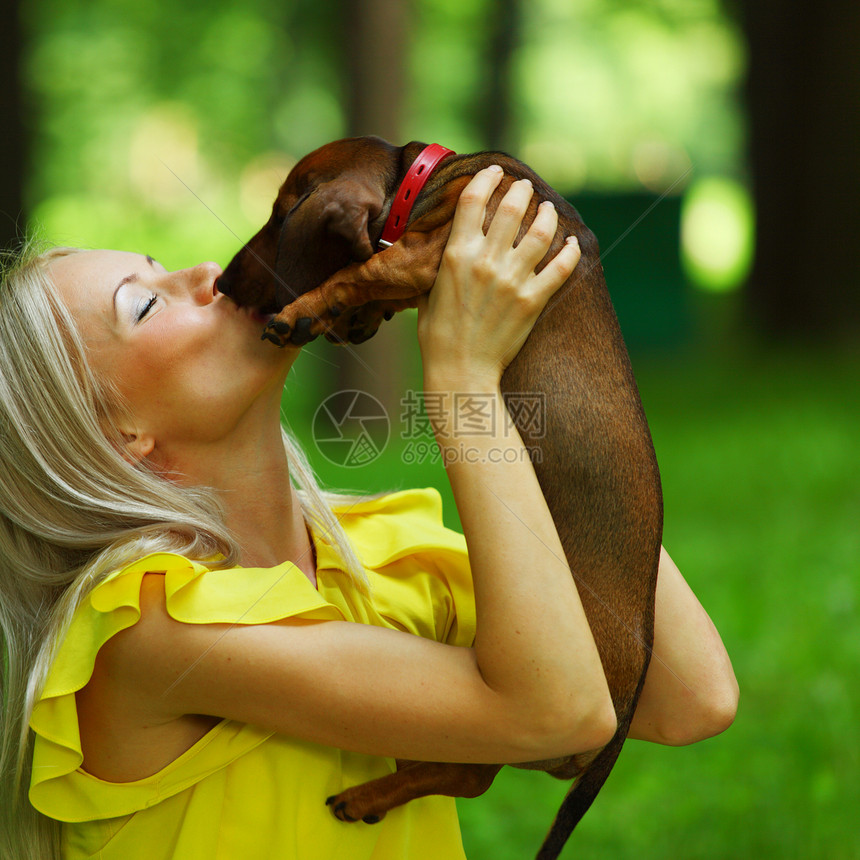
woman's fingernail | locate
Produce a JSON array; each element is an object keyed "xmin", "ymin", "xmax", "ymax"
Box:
[
  {"xmin": 540, "ymin": 200, "xmax": 555, "ymax": 210},
  {"xmin": 520, "ymin": 178, "xmax": 533, "ymax": 188},
  {"xmin": 565, "ymin": 235, "xmax": 579, "ymax": 245},
  {"xmin": 488, "ymin": 164, "xmax": 503, "ymax": 173}
]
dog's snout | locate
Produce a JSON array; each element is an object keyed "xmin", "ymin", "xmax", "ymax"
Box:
[{"xmin": 215, "ymin": 263, "xmax": 236, "ymax": 299}]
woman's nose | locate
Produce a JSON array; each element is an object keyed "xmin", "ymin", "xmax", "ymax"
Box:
[{"xmin": 186, "ymin": 262, "xmax": 223, "ymax": 304}]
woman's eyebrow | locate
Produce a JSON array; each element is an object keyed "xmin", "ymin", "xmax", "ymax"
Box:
[{"xmin": 112, "ymin": 255, "xmax": 157, "ymax": 319}]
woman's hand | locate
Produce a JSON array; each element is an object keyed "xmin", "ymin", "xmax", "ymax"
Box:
[{"xmin": 417, "ymin": 165, "xmax": 581, "ymax": 390}]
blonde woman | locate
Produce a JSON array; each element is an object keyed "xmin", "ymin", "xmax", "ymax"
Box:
[{"xmin": 0, "ymin": 168, "xmax": 737, "ymax": 860}]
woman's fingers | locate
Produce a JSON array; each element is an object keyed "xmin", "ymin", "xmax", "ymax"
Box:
[
  {"xmin": 445, "ymin": 166, "xmax": 582, "ymax": 304},
  {"xmin": 483, "ymin": 178, "xmax": 537, "ymax": 250},
  {"xmin": 494, "ymin": 235, "xmax": 581, "ymax": 372},
  {"xmin": 424, "ymin": 165, "xmax": 583, "ymax": 380},
  {"xmin": 447, "ymin": 165, "xmax": 505, "ymax": 243},
  {"xmin": 512, "ymin": 199, "xmax": 560, "ymax": 272},
  {"xmin": 483, "ymin": 180, "xmax": 568, "ymax": 283},
  {"xmin": 531, "ymin": 235, "xmax": 581, "ymax": 298},
  {"xmin": 450, "ymin": 169, "xmax": 561, "ymax": 275}
]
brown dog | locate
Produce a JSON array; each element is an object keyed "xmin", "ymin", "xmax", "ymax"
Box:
[{"xmin": 217, "ymin": 136, "xmax": 663, "ymax": 860}]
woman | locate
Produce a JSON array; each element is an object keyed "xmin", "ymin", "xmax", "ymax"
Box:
[{"xmin": 0, "ymin": 167, "xmax": 737, "ymax": 860}]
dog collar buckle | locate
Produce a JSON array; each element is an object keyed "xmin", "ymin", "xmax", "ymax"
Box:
[{"xmin": 378, "ymin": 143, "xmax": 455, "ymax": 249}]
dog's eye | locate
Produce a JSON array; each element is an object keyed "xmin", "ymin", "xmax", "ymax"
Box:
[{"xmin": 136, "ymin": 293, "xmax": 157, "ymax": 321}]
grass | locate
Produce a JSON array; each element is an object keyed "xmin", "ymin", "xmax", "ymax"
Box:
[{"xmin": 291, "ymin": 338, "xmax": 860, "ymax": 859}]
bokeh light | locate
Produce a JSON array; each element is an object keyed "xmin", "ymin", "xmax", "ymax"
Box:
[{"xmin": 681, "ymin": 176, "xmax": 755, "ymax": 292}]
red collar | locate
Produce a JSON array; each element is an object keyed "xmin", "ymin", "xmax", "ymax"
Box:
[{"xmin": 378, "ymin": 144, "xmax": 456, "ymax": 249}]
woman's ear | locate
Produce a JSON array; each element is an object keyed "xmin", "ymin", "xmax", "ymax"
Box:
[{"xmin": 119, "ymin": 429, "xmax": 156, "ymax": 463}]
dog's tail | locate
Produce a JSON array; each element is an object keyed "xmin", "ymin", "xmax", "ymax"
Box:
[{"xmin": 534, "ymin": 724, "xmax": 629, "ymax": 860}]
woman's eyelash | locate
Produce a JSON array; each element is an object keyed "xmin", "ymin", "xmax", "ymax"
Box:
[{"xmin": 136, "ymin": 294, "xmax": 157, "ymax": 321}]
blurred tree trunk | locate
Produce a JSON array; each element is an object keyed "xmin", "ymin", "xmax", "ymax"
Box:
[
  {"xmin": 476, "ymin": 0, "xmax": 522, "ymax": 153},
  {"xmin": 330, "ymin": 0, "xmax": 414, "ymax": 419},
  {"xmin": 0, "ymin": 0, "xmax": 26, "ymax": 251},
  {"xmin": 739, "ymin": 0, "xmax": 860, "ymax": 340},
  {"xmin": 338, "ymin": 0, "xmax": 409, "ymax": 140}
]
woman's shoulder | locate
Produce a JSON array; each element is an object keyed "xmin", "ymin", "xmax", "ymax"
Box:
[
  {"xmin": 31, "ymin": 552, "xmax": 342, "ymax": 744},
  {"xmin": 75, "ymin": 573, "xmax": 223, "ymax": 781}
]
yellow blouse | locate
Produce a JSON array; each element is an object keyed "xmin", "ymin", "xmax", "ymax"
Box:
[{"xmin": 29, "ymin": 488, "xmax": 476, "ymax": 860}]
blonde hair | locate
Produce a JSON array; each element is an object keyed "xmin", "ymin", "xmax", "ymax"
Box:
[{"xmin": 0, "ymin": 243, "xmax": 367, "ymax": 859}]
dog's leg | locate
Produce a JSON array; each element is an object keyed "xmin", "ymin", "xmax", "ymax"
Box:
[
  {"xmin": 326, "ymin": 761, "xmax": 502, "ymax": 824},
  {"xmin": 261, "ymin": 228, "xmax": 450, "ymax": 347}
]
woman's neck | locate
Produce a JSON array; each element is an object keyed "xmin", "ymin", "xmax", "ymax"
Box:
[{"xmin": 152, "ymin": 419, "xmax": 318, "ymax": 584}]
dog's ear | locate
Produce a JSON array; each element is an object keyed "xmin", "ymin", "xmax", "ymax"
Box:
[
  {"xmin": 318, "ymin": 177, "xmax": 384, "ymax": 261},
  {"xmin": 275, "ymin": 176, "xmax": 385, "ymax": 304}
]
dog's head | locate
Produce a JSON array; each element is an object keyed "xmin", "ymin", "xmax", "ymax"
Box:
[{"xmin": 217, "ymin": 136, "xmax": 416, "ymax": 313}]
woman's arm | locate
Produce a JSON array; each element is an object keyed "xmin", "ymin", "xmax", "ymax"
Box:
[
  {"xmin": 104, "ymin": 167, "xmax": 615, "ymax": 766},
  {"xmin": 628, "ymin": 547, "xmax": 739, "ymax": 745}
]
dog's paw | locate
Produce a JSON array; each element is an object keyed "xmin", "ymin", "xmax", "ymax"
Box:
[
  {"xmin": 262, "ymin": 294, "xmax": 358, "ymax": 346},
  {"xmin": 261, "ymin": 315, "xmax": 319, "ymax": 347},
  {"xmin": 325, "ymin": 302, "xmax": 407, "ymax": 345},
  {"xmin": 325, "ymin": 794, "xmax": 385, "ymax": 825}
]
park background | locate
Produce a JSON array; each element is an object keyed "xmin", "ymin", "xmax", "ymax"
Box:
[{"xmin": 1, "ymin": 0, "xmax": 857, "ymax": 857}]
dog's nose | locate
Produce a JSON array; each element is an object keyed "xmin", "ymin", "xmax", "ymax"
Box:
[{"xmin": 215, "ymin": 267, "xmax": 234, "ymax": 299}]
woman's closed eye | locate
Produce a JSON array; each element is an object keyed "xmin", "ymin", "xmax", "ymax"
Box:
[{"xmin": 136, "ymin": 293, "xmax": 157, "ymax": 322}]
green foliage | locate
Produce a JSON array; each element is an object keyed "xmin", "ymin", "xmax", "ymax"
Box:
[
  {"xmin": 21, "ymin": 0, "xmax": 341, "ymax": 267},
  {"xmin": 514, "ymin": 0, "xmax": 745, "ymax": 192},
  {"xmin": 22, "ymin": 0, "xmax": 744, "ymax": 270}
]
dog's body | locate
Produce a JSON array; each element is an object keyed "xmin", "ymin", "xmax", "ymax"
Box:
[{"xmin": 217, "ymin": 137, "xmax": 663, "ymax": 860}]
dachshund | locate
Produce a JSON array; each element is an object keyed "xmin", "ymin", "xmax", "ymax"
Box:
[{"xmin": 216, "ymin": 136, "xmax": 663, "ymax": 860}]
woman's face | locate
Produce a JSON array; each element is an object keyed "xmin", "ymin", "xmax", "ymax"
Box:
[{"xmin": 50, "ymin": 249, "xmax": 298, "ymax": 457}]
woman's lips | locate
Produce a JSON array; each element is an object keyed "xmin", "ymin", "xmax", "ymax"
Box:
[
  {"xmin": 247, "ymin": 307, "xmax": 275, "ymax": 325},
  {"xmin": 213, "ymin": 282, "xmax": 277, "ymax": 327},
  {"xmin": 219, "ymin": 293, "xmax": 275, "ymax": 327}
]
